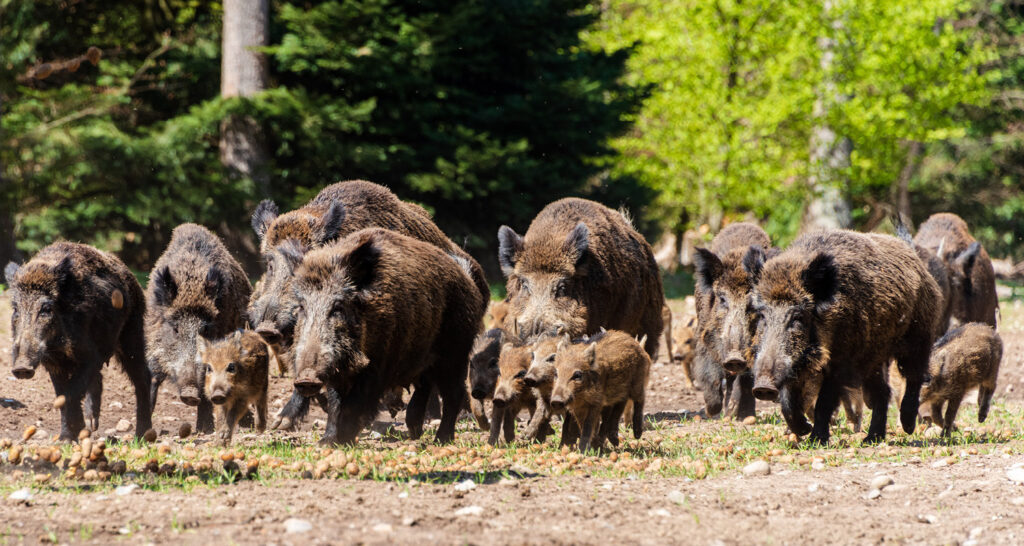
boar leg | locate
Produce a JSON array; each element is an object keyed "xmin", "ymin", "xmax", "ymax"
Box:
[
  {"xmin": 978, "ymin": 386, "xmax": 994, "ymax": 423},
  {"xmin": 732, "ymin": 371, "xmax": 755, "ymax": 420},
  {"xmin": 697, "ymin": 352, "xmax": 725, "ymax": 417},
  {"xmin": 523, "ymin": 398, "xmax": 550, "ymax": 442},
  {"xmin": 196, "ymin": 396, "xmax": 215, "ymax": 434},
  {"xmin": 255, "ymin": 390, "xmax": 268, "ymax": 433},
  {"xmin": 840, "ymin": 391, "xmax": 863, "ymax": 433},
  {"xmin": 272, "ymin": 390, "xmax": 312, "ymax": 431},
  {"xmin": 501, "ymin": 405, "xmax": 517, "ymax": 444},
  {"xmin": 601, "ymin": 402, "xmax": 626, "ymax": 447},
  {"xmin": 406, "ymin": 381, "xmax": 431, "ymax": 441},
  {"xmin": 434, "ymin": 376, "xmax": 465, "ymax": 444},
  {"xmin": 723, "ymin": 374, "xmax": 736, "ymax": 417},
  {"xmin": 559, "ymin": 415, "xmax": 581, "ymax": 448},
  {"xmin": 117, "ymin": 319, "xmax": 154, "ymax": 438},
  {"xmin": 862, "ymin": 372, "xmax": 891, "ymax": 444},
  {"xmin": 48, "ymin": 371, "xmax": 86, "ymax": 441},
  {"xmin": 470, "ymin": 397, "xmax": 490, "ymax": 432},
  {"xmin": 631, "ymin": 397, "xmax": 645, "ymax": 439},
  {"xmin": 941, "ymin": 394, "xmax": 962, "ymax": 437},
  {"xmin": 330, "ymin": 385, "xmax": 382, "ymax": 445},
  {"xmin": 488, "ymin": 404, "xmax": 505, "ymax": 446},
  {"xmin": 149, "ymin": 367, "xmax": 166, "ymax": 414},
  {"xmin": 576, "ymin": 409, "xmax": 597, "ymax": 453},
  {"xmin": 779, "ymin": 384, "xmax": 812, "ymax": 437},
  {"xmin": 84, "ymin": 374, "xmax": 102, "ymax": 432},
  {"xmin": 321, "ymin": 387, "xmax": 341, "ymax": 444}
]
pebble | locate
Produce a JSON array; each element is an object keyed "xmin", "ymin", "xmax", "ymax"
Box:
[
  {"xmin": 115, "ymin": 419, "xmax": 132, "ymax": 433},
  {"xmin": 651, "ymin": 508, "xmax": 671, "ymax": 517},
  {"xmin": 667, "ymin": 490, "xmax": 687, "ymax": 504},
  {"xmin": 498, "ymin": 478, "xmax": 518, "ymax": 487},
  {"xmin": 108, "ymin": 401, "xmax": 123, "ymax": 410},
  {"xmin": 811, "ymin": 461, "xmax": 826, "ymax": 471},
  {"xmin": 454, "ymin": 479, "xmax": 477, "ymax": 492},
  {"xmin": 807, "ymin": 483, "xmax": 820, "ymax": 493},
  {"xmin": 115, "ymin": 484, "xmax": 139, "ymax": 496},
  {"xmin": 402, "ymin": 516, "xmax": 417, "ymax": 527},
  {"xmin": 742, "ymin": 460, "xmax": 770, "ymax": 477},
  {"xmin": 866, "ymin": 489, "xmax": 881, "ymax": 500},
  {"xmin": 917, "ymin": 514, "xmax": 938, "ymax": 524},
  {"xmin": 8, "ymin": 488, "xmax": 32, "ymax": 501},
  {"xmin": 742, "ymin": 416, "xmax": 756, "ymax": 425},
  {"xmin": 398, "ymin": 491, "xmax": 409, "ymax": 499},
  {"xmin": 372, "ymin": 523, "xmax": 393, "ymax": 533},
  {"xmin": 1007, "ymin": 467, "xmax": 1024, "ymax": 484},
  {"xmin": 870, "ymin": 475, "xmax": 894, "ymax": 490},
  {"xmin": 284, "ymin": 518, "xmax": 313, "ymax": 534},
  {"xmin": 454, "ymin": 505, "xmax": 484, "ymax": 517}
]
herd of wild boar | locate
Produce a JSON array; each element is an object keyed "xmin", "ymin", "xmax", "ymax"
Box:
[{"xmin": 2, "ymin": 180, "xmax": 1005, "ymax": 452}]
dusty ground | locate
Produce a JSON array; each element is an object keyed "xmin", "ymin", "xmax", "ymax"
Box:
[{"xmin": 2, "ymin": 294, "xmax": 1024, "ymax": 544}]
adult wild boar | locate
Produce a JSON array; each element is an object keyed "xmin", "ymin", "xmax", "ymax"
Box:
[
  {"xmin": 249, "ymin": 180, "xmax": 489, "ymax": 429},
  {"xmin": 146, "ymin": 223, "xmax": 251, "ymax": 433},
  {"xmin": 692, "ymin": 222, "xmax": 770, "ymax": 419},
  {"xmin": 497, "ymin": 198, "xmax": 663, "ymax": 359},
  {"xmin": 751, "ymin": 230, "xmax": 940, "ymax": 444},
  {"xmin": 896, "ymin": 217, "xmax": 953, "ymax": 336},
  {"xmin": 289, "ymin": 228, "xmax": 486, "ymax": 445},
  {"xmin": 5, "ymin": 243, "xmax": 152, "ymax": 440},
  {"xmin": 914, "ymin": 213, "xmax": 997, "ymax": 327}
]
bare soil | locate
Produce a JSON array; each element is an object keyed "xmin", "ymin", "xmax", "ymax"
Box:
[{"xmin": 3, "ymin": 294, "xmax": 1024, "ymax": 544}]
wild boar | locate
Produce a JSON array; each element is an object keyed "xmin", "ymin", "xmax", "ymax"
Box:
[
  {"xmin": 146, "ymin": 223, "xmax": 251, "ymax": 433},
  {"xmin": 896, "ymin": 217, "xmax": 953, "ymax": 336},
  {"xmin": 199, "ymin": 330, "xmax": 269, "ymax": 444},
  {"xmin": 485, "ymin": 300, "xmax": 510, "ymax": 330},
  {"xmin": 671, "ymin": 313, "xmax": 697, "ymax": 389},
  {"xmin": 497, "ymin": 198, "xmax": 664, "ymax": 359},
  {"xmin": 894, "ymin": 323, "xmax": 1001, "ymax": 436},
  {"xmin": 289, "ymin": 228, "xmax": 486, "ymax": 445},
  {"xmin": 522, "ymin": 334, "xmax": 566, "ymax": 443},
  {"xmin": 488, "ymin": 342, "xmax": 544, "ymax": 445},
  {"xmin": 692, "ymin": 222, "xmax": 770, "ymax": 419},
  {"xmin": 250, "ymin": 180, "xmax": 490, "ymax": 430},
  {"xmin": 549, "ymin": 330, "xmax": 650, "ymax": 452},
  {"xmin": 914, "ymin": 213, "xmax": 998, "ymax": 327},
  {"xmin": 468, "ymin": 328, "xmax": 505, "ymax": 431},
  {"xmin": 5, "ymin": 243, "xmax": 152, "ymax": 440},
  {"xmin": 751, "ymin": 230, "xmax": 940, "ymax": 444}
]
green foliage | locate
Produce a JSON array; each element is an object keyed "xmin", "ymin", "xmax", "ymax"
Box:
[{"xmin": 587, "ymin": 0, "xmax": 991, "ymax": 246}]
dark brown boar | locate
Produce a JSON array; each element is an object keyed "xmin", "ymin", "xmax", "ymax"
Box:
[
  {"xmin": 671, "ymin": 313, "xmax": 697, "ymax": 389},
  {"xmin": 549, "ymin": 330, "xmax": 650, "ymax": 452},
  {"xmin": 5, "ymin": 243, "xmax": 152, "ymax": 440},
  {"xmin": 468, "ymin": 328, "xmax": 504, "ymax": 431},
  {"xmin": 919, "ymin": 323, "xmax": 1000, "ymax": 436},
  {"xmin": 896, "ymin": 217, "xmax": 954, "ymax": 336},
  {"xmin": 249, "ymin": 180, "xmax": 490, "ymax": 430},
  {"xmin": 497, "ymin": 198, "xmax": 664, "ymax": 359},
  {"xmin": 488, "ymin": 342, "xmax": 546, "ymax": 445},
  {"xmin": 146, "ymin": 223, "xmax": 251, "ymax": 433},
  {"xmin": 289, "ymin": 228, "xmax": 486, "ymax": 445},
  {"xmin": 199, "ymin": 330, "xmax": 269, "ymax": 445},
  {"xmin": 914, "ymin": 213, "xmax": 998, "ymax": 327},
  {"xmin": 692, "ymin": 222, "xmax": 770, "ymax": 420},
  {"xmin": 751, "ymin": 230, "xmax": 940, "ymax": 444}
]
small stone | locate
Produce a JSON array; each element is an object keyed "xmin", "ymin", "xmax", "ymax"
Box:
[
  {"xmin": 1006, "ymin": 467, "xmax": 1024, "ymax": 484},
  {"xmin": 651, "ymin": 508, "xmax": 671, "ymax": 517},
  {"xmin": 923, "ymin": 426, "xmax": 943, "ymax": 439},
  {"xmin": 9, "ymin": 488, "xmax": 33, "ymax": 501},
  {"xmin": 742, "ymin": 416, "xmax": 756, "ymax": 425},
  {"xmin": 402, "ymin": 517, "xmax": 417, "ymax": 527},
  {"xmin": 107, "ymin": 401, "xmax": 123, "ymax": 410},
  {"xmin": 115, "ymin": 484, "xmax": 139, "ymax": 496},
  {"xmin": 372, "ymin": 523, "xmax": 393, "ymax": 533},
  {"xmin": 53, "ymin": 396, "xmax": 66, "ymax": 409},
  {"xmin": 917, "ymin": 514, "xmax": 938, "ymax": 524},
  {"xmin": 931, "ymin": 458, "xmax": 950, "ymax": 468},
  {"xmin": 498, "ymin": 478, "xmax": 517, "ymax": 487},
  {"xmin": 115, "ymin": 419, "xmax": 132, "ymax": 433},
  {"xmin": 284, "ymin": 518, "xmax": 313, "ymax": 534},
  {"xmin": 22, "ymin": 425, "xmax": 36, "ymax": 441},
  {"xmin": 866, "ymin": 489, "xmax": 881, "ymax": 500},
  {"xmin": 455, "ymin": 505, "xmax": 484, "ymax": 517},
  {"xmin": 454, "ymin": 479, "xmax": 477, "ymax": 492},
  {"xmin": 811, "ymin": 461, "xmax": 826, "ymax": 471},
  {"xmin": 667, "ymin": 490, "xmax": 686, "ymax": 504},
  {"xmin": 742, "ymin": 460, "xmax": 770, "ymax": 477},
  {"xmin": 807, "ymin": 483, "xmax": 820, "ymax": 492},
  {"xmin": 398, "ymin": 491, "xmax": 409, "ymax": 499},
  {"xmin": 870, "ymin": 475, "xmax": 894, "ymax": 490}
]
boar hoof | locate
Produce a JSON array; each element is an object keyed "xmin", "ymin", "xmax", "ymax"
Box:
[
  {"xmin": 863, "ymin": 431, "xmax": 885, "ymax": 444},
  {"xmin": 271, "ymin": 416, "xmax": 294, "ymax": 431},
  {"xmin": 86, "ymin": 417, "xmax": 98, "ymax": 432}
]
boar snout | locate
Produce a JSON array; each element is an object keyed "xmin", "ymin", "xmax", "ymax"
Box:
[
  {"xmin": 752, "ymin": 373, "xmax": 779, "ymax": 401},
  {"xmin": 180, "ymin": 385, "xmax": 202, "ymax": 406},
  {"xmin": 492, "ymin": 395, "xmax": 508, "ymax": 408},
  {"xmin": 471, "ymin": 386, "xmax": 488, "ymax": 400},
  {"xmin": 549, "ymin": 397, "xmax": 566, "ymax": 412},
  {"xmin": 255, "ymin": 322, "xmax": 282, "ymax": 344},
  {"xmin": 723, "ymin": 353, "xmax": 746, "ymax": 374},
  {"xmin": 11, "ymin": 363, "xmax": 35, "ymax": 379},
  {"xmin": 294, "ymin": 367, "xmax": 323, "ymax": 396},
  {"xmin": 522, "ymin": 373, "xmax": 539, "ymax": 388},
  {"xmin": 209, "ymin": 389, "xmax": 229, "ymax": 405}
]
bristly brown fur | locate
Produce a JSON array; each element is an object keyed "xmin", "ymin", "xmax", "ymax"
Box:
[
  {"xmin": 201, "ymin": 330, "xmax": 270, "ymax": 445},
  {"xmin": 914, "ymin": 212, "xmax": 998, "ymax": 327}
]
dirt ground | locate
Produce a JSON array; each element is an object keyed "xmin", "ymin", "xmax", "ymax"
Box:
[{"xmin": 2, "ymin": 295, "xmax": 1024, "ymax": 544}]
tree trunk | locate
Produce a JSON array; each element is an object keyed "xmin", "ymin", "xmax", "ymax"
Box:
[
  {"xmin": 895, "ymin": 140, "xmax": 923, "ymax": 221},
  {"xmin": 220, "ymin": 0, "xmax": 270, "ymax": 194},
  {"xmin": 804, "ymin": 0, "xmax": 852, "ymax": 232}
]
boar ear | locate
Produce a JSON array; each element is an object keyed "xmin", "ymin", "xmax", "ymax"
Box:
[
  {"xmin": 251, "ymin": 200, "xmax": 279, "ymax": 242},
  {"xmin": 563, "ymin": 223, "xmax": 590, "ymax": 270},
  {"xmin": 345, "ymin": 236, "xmax": 380, "ymax": 290},
  {"xmin": 151, "ymin": 265, "xmax": 177, "ymax": 306},
  {"xmin": 497, "ymin": 226, "xmax": 524, "ymax": 277},
  {"xmin": 954, "ymin": 242, "xmax": 981, "ymax": 276},
  {"xmin": 501, "ymin": 342, "xmax": 515, "ymax": 355},
  {"xmin": 693, "ymin": 248, "xmax": 723, "ymax": 294},
  {"xmin": 583, "ymin": 342, "xmax": 597, "ymax": 365},
  {"xmin": 556, "ymin": 336, "xmax": 568, "ymax": 352},
  {"xmin": 316, "ymin": 201, "xmax": 347, "ymax": 245},
  {"xmin": 4, "ymin": 261, "xmax": 20, "ymax": 285},
  {"xmin": 196, "ymin": 335, "xmax": 210, "ymax": 355},
  {"xmin": 205, "ymin": 267, "xmax": 225, "ymax": 301},
  {"xmin": 52, "ymin": 255, "xmax": 75, "ymax": 292},
  {"xmin": 801, "ymin": 253, "xmax": 838, "ymax": 307},
  {"xmin": 742, "ymin": 245, "xmax": 766, "ymax": 283}
]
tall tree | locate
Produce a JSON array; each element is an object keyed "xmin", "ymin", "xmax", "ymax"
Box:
[{"xmin": 220, "ymin": 0, "xmax": 270, "ymax": 194}]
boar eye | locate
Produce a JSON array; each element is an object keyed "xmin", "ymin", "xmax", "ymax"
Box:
[
  {"xmin": 514, "ymin": 370, "xmax": 526, "ymax": 379},
  {"xmin": 789, "ymin": 317, "xmax": 804, "ymax": 331},
  {"xmin": 38, "ymin": 301, "xmax": 53, "ymax": 316},
  {"xmin": 545, "ymin": 354, "xmax": 555, "ymax": 363},
  {"xmin": 226, "ymin": 362, "xmax": 237, "ymax": 374},
  {"xmin": 570, "ymin": 371, "xmax": 583, "ymax": 381},
  {"xmin": 717, "ymin": 294, "xmax": 728, "ymax": 309},
  {"xmin": 554, "ymin": 281, "xmax": 568, "ymax": 298},
  {"xmin": 204, "ymin": 364, "xmax": 213, "ymax": 374}
]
